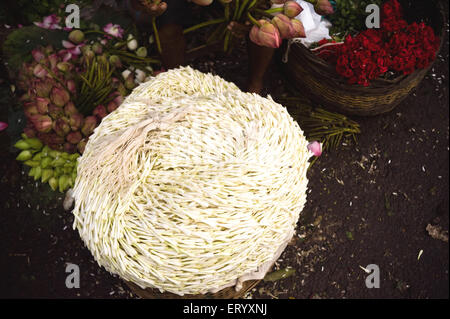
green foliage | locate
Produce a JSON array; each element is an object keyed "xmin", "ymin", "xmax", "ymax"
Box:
[
  {"xmin": 2, "ymin": 26, "xmax": 67, "ymax": 71},
  {"xmin": 328, "ymin": 0, "xmax": 384, "ymax": 36}
]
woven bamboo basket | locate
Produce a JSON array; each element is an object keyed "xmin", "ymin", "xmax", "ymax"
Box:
[{"xmin": 281, "ymin": 0, "xmax": 446, "ymax": 116}]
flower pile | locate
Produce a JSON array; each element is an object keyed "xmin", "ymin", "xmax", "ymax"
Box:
[
  {"xmin": 317, "ymin": 0, "xmax": 440, "ymax": 86},
  {"xmin": 8, "ymin": 16, "xmax": 160, "ymax": 192}
]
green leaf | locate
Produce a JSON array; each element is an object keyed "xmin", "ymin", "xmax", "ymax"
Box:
[{"xmin": 264, "ymin": 268, "xmax": 295, "ymax": 282}]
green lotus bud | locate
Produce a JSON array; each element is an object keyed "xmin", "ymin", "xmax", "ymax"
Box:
[
  {"xmin": 48, "ymin": 150, "xmax": 59, "ymax": 158},
  {"xmin": 61, "ymin": 152, "xmax": 70, "ymax": 160},
  {"xmin": 23, "ymin": 160, "xmax": 40, "ymax": 167},
  {"xmin": 92, "ymin": 42, "xmax": 103, "ymax": 55},
  {"xmin": 68, "ymin": 30, "xmax": 85, "ymax": 44},
  {"xmin": 41, "ymin": 157, "xmax": 52, "ymax": 169},
  {"xmin": 29, "ymin": 167, "xmax": 36, "ymax": 177},
  {"xmin": 16, "ymin": 150, "xmax": 33, "ymax": 161},
  {"xmin": 69, "ymin": 153, "xmax": 80, "ymax": 161},
  {"xmin": 52, "ymin": 157, "xmax": 66, "ymax": 167},
  {"xmin": 41, "ymin": 145, "xmax": 50, "ymax": 157},
  {"xmin": 14, "ymin": 139, "xmax": 30, "ymax": 150},
  {"xmin": 33, "ymin": 166, "xmax": 42, "ymax": 180},
  {"xmin": 26, "ymin": 138, "xmax": 43, "ymax": 150},
  {"xmin": 59, "ymin": 175, "xmax": 70, "ymax": 192},
  {"xmin": 41, "ymin": 168, "xmax": 54, "ymax": 183},
  {"xmin": 109, "ymin": 55, "xmax": 122, "ymax": 68},
  {"xmin": 54, "ymin": 167, "xmax": 63, "ymax": 176},
  {"xmin": 72, "ymin": 170, "xmax": 77, "ymax": 182},
  {"xmin": 49, "ymin": 177, "xmax": 58, "ymax": 191},
  {"xmin": 136, "ymin": 47, "xmax": 147, "ymax": 57},
  {"xmin": 32, "ymin": 153, "xmax": 42, "ymax": 161}
]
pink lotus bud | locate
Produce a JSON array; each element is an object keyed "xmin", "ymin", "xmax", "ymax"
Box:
[
  {"xmin": 64, "ymin": 102, "xmax": 78, "ymax": 116},
  {"xmin": 284, "ymin": 1, "xmax": 303, "ymax": 18},
  {"xmin": 113, "ymin": 95, "xmax": 124, "ymax": 106},
  {"xmin": 107, "ymin": 101, "xmax": 118, "ymax": 113},
  {"xmin": 192, "ymin": 0, "xmax": 213, "ymax": 5},
  {"xmin": 48, "ymin": 54, "xmax": 59, "ymax": 70},
  {"xmin": 31, "ymin": 114, "xmax": 53, "ymax": 133},
  {"xmin": 0, "ymin": 121, "xmax": 8, "ymax": 131},
  {"xmin": 258, "ymin": 22, "xmax": 281, "ymax": 48},
  {"xmin": 68, "ymin": 30, "xmax": 85, "ymax": 44},
  {"xmin": 54, "ymin": 117, "xmax": 71, "ymax": 137},
  {"xmin": 36, "ymin": 97, "xmax": 50, "ymax": 114},
  {"xmin": 307, "ymin": 141, "xmax": 322, "ymax": 157},
  {"xmin": 66, "ymin": 79, "xmax": 76, "ymax": 94},
  {"xmin": 32, "ymin": 49, "xmax": 45, "ymax": 62},
  {"xmin": 314, "ymin": 0, "xmax": 334, "ymax": 16},
  {"xmin": 24, "ymin": 102, "xmax": 39, "ymax": 118},
  {"xmin": 64, "ymin": 142, "xmax": 77, "ymax": 154},
  {"xmin": 81, "ymin": 116, "xmax": 97, "ymax": 136},
  {"xmin": 249, "ymin": 21, "xmax": 265, "ymax": 46},
  {"xmin": 272, "ymin": 14, "xmax": 296, "ymax": 39},
  {"xmin": 35, "ymin": 80, "xmax": 53, "ymax": 97},
  {"xmin": 77, "ymin": 138, "xmax": 88, "ymax": 154},
  {"xmin": 93, "ymin": 105, "xmax": 107, "ymax": 119},
  {"xmin": 33, "ymin": 64, "xmax": 48, "ymax": 78},
  {"xmin": 48, "ymin": 104, "xmax": 64, "ymax": 119},
  {"xmin": 291, "ymin": 19, "xmax": 306, "ymax": 38},
  {"xmin": 69, "ymin": 113, "xmax": 83, "ymax": 131},
  {"xmin": 66, "ymin": 131, "xmax": 82, "ymax": 144},
  {"xmin": 50, "ymin": 87, "xmax": 70, "ymax": 107}
]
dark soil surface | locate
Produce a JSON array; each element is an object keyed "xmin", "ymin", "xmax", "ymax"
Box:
[{"xmin": 0, "ymin": 5, "xmax": 448, "ymax": 299}]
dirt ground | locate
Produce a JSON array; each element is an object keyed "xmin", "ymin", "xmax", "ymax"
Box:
[{"xmin": 0, "ymin": 6, "xmax": 448, "ymax": 299}]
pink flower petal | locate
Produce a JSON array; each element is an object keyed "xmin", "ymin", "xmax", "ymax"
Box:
[
  {"xmin": 62, "ymin": 40, "xmax": 75, "ymax": 49},
  {"xmin": 307, "ymin": 141, "xmax": 322, "ymax": 157},
  {"xmin": 0, "ymin": 121, "xmax": 8, "ymax": 131}
]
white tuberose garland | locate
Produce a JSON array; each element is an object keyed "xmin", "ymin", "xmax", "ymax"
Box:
[{"xmin": 71, "ymin": 66, "xmax": 311, "ymax": 296}]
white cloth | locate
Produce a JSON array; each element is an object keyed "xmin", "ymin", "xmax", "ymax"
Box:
[{"xmin": 273, "ymin": 0, "xmax": 332, "ymax": 48}]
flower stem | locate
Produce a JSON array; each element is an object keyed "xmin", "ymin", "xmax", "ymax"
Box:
[
  {"xmin": 252, "ymin": 8, "xmax": 276, "ymax": 19},
  {"xmin": 247, "ymin": 12, "xmax": 261, "ymax": 27},
  {"xmin": 264, "ymin": 7, "xmax": 284, "ymax": 14},
  {"xmin": 152, "ymin": 17, "xmax": 162, "ymax": 54},
  {"xmin": 237, "ymin": 0, "xmax": 251, "ymax": 21},
  {"xmin": 183, "ymin": 18, "xmax": 227, "ymax": 34}
]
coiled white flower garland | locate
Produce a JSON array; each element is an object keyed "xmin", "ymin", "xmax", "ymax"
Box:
[{"xmin": 71, "ymin": 67, "xmax": 312, "ymax": 295}]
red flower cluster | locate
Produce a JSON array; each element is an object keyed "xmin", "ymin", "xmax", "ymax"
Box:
[{"xmin": 320, "ymin": 0, "xmax": 440, "ymax": 86}]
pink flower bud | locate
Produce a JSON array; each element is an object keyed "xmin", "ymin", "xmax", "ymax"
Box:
[
  {"xmin": 107, "ymin": 101, "xmax": 118, "ymax": 113},
  {"xmin": 48, "ymin": 104, "xmax": 64, "ymax": 119},
  {"xmin": 66, "ymin": 79, "xmax": 76, "ymax": 94},
  {"xmin": 32, "ymin": 49, "xmax": 45, "ymax": 63},
  {"xmin": 31, "ymin": 114, "xmax": 53, "ymax": 133},
  {"xmin": 33, "ymin": 64, "xmax": 48, "ymax": 79},
  {"xmin": 0, "ymin": 121, "xmax": 8, "ymax": 131},
  {"xmin": 48, "ymin": 53, "xmax": 59, "ymax": 70},
  {"xmin": 77, "ymin": 138, "xmax": 88, "ymax": 154},
  {"xmin": 291, "ymin": 19, "xmax": 306, "ymax": 38},
  {"xmin": 258, "ymin": 22, "xmax": 281, "ymax": 48},
  {"xmin": 284, "ymin": 1, "xmax": 303, "ymax": 18},
  {"xmin": 92, "ymin": 42, "xmax": 103, "ymax": 55},
  {"xmin": 81, "ymin": 116, "xmax": 97, "ymax": 136},
  {"xmin": 36, "ymin": 97, "xmax": 50, "ymax": 114},
  {"xmin": 307, "ymin": 141, "xmax": 322, "ymax": 157},
  {"xmin": 69, "ymin": 113, "xmax": 83, "ymax": 131},
  {"xmin": 35, "ymin": 80, "xmax": 53, "ymax": 97},
  {"xmin": 50, "ymin": 87, "xmax": 70, "ymax": 107},
  {"xmin": 66, "ymin": 131, "xmax": 82, "ymax": 144},
  {"xmin": 272, "ymin": 14, "xmax": 296, "ymax": 39},
  {"xmin": 24, "ymin": 102, "xmax": 39, "ymax": 118},
  {"xmin": 314, "ymin": 0, "xmax": 334, "ymax": 16},
  {"xmin": 54, "ymin": 117, "xmax": 71, "ymax": 137},
  {"xmin": 93, "ymin": 105, "xmax": 107, "ymax": 119},
  {"xmin": 56, "ymin": 62, "xmax": 72, "ymax": 72},
  {"xmin": 64, "ymin": 102, "xmax": 78, "ymax": 116},
  {"xmin": 64, "ymin": 142, "xmax": 77, "ymax": 154}
]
